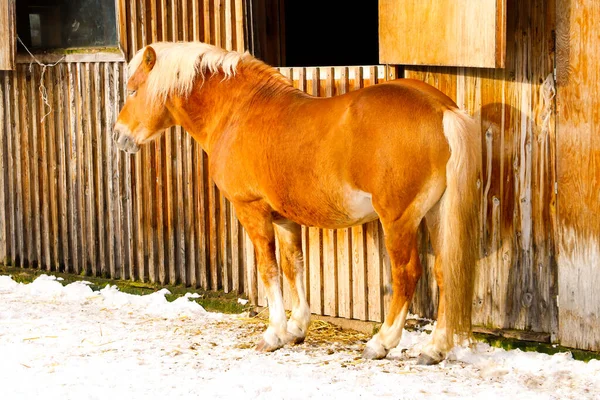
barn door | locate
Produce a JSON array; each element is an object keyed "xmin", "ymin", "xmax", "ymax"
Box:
[
  {"xmin": 379, "ymin": 0, "xmax": 506, "ymax": 68},
  {"xmin": 555, "ymin": 0, "xmax": 600, "ymax": 351},
  {"xmin": 0, "ymin": 0, "xmax": 16, "ymax": 70}
]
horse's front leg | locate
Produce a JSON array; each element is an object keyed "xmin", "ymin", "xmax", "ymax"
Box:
[
  {"xmin": 274, "ymin": 220, "xmax": 311, "ymax": 344},
  {"xmin": 235, "ymin": 203, "xmax": 290, "ymax": 351}
]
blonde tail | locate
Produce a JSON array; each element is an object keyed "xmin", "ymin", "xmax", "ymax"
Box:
[{"xmin": 439, "ymin": 109, "xmax": 481, "ymax": 345}]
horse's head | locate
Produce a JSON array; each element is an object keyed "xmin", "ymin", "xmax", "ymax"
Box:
[{"xmin": 113, "ymin": 46, "xmax": 175, "ymax": 153}]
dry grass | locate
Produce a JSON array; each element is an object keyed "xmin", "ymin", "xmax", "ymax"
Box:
[{"xmin": 235, "ymin": 309, "xmax": 370, "ymax": 351}]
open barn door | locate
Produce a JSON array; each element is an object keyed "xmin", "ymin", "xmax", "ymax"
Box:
[{"xmin": 379, "ymin": 0, "xmax": 506, "ymax": 68}]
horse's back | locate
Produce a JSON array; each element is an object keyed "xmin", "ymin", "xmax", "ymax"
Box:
[{"xmin": 248, "ymin": 79, "xmax": 454, "ymax": 227}]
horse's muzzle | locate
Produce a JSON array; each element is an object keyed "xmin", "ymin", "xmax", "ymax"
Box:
[{"xmin": 113, "ymin": 125, "xmax": 140, "ymax": 154}]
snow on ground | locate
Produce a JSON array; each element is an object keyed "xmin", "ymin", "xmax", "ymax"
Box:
[{"xmin": 1, "ymin": 275, "xmax": 598, "ymax": 400}]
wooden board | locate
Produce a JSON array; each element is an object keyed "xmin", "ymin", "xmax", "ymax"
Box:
[
  {"xmin": 405, "ymin": 0, "xmax": 556, "ymax": 335},
  {"xmin": 555, "ymin": 0, "xmax": 600, "ymax": 351},
  {"xmin": 379, "ymin": 0, "xmax": 506, "ymax": 68},
  {"xmin": 0, "ymin": 0, "xmax": 15, "ymax": 70}
]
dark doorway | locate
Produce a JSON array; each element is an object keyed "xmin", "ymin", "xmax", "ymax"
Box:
[{"xmin": 249, "ymin": 0, "xmax": 379, "ymax": 67}]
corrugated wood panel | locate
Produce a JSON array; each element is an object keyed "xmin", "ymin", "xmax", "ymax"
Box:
[
  {"xmin": 0, "ymin": 0, "xmax": 15, "ymax": 70},
  {"xmin": 4, "ymin": 0, "xmax": 597, "ymax": 353},
  {"xmin": 406, "ymin": 0, "xmax": 557, "ymax": 335},
  {"xmin": 556, "ymin": 0, "xmax": 600, "ymax": 351},
  {"xmin": 0, "ymin": 61, "xmax": 395, "ymax": 323},
  {"xmin": 379, "ymin": 0, "xmax": 506, "ymax": 68},
  {"xmin": 0, "ymin": 0, "xmax": 245, "ymax": 291}
]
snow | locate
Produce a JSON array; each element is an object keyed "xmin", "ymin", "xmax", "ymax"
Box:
[{"xmin": 1, "ymin": 274, "xmax": 598, "ymax": 400}]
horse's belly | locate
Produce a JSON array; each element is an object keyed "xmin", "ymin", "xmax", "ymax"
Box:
[
  {"xmin": 343, "ymin": 188, "xmax": 378, "ymax": 225},
  {"xmin": 276, "ymin": 187, "xmax": 378, "ymax": 229}
]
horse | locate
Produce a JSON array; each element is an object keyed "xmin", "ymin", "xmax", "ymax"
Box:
[{"xmin": 113, "ymin": 42, "xmax": 481, "ymax": 365}]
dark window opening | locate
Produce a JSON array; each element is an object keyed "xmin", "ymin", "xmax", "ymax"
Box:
[
  {"xmin": 16, "ymin": 0, "xmax": 117, "ymax": 51},
  {"xmin": 249, "ymin": 0, "xmax": 379, "ymax": 67}
]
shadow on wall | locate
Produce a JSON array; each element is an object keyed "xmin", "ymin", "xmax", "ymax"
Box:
[{"xmin": 413, "ymin": 100, "xmax": 557, "ymax": 334}]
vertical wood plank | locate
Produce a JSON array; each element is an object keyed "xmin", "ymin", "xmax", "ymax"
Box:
[
  {"xmin": 245, "ymin": 231, "xmax": 257, "ymax": 304},
  {"xmin": 17, "ymin": 66, "xmax": 30, "ymax": 266},
  {"xmin": 231, "ymin": 204, "xmax": 241, "ymax": 293},
  {"xmin": 196, "ymin": 148, "xmax": 208, "ymax": 288},
  {"xmin": 56, "ymin": 64, "xmax": 71, "ymax": 272},
  {"xmin": 144, "ymin": 134, "xmax": 157, "ymax": 283},
  {"xmin": 366, "ymin": 221, "xmax": 382, "ymax": 322},
  {"xmin": 4, "ymin": 72, "xmax": 16, "ymax": 264},
  {"xmin": 45, "ymin": 67, "xmax": 59, "ymax": 270},
  {"xmin": 556, "ymin": 0, "xmax": 600, "ymax": 350},
  {"xmin": 83, "ymin": 63, "xmax": 97, "ymax": 276},
  {"xmin": 337, "ymin": 228, "xmax": 352, "ymax": 318},
  {"xmin": 185, "ymin": 133, "xmax": 196, "ymax": 287},
  {"xmin": 154, "ymin": 134, "xmax": 166, "ymax": 284},
  {"xmin": 220, "ymin": 196, "xmax": 230, "ymax": 292},
  {"xmin": 172, "ymin": 127, "xmax": 185, "ymax": 284},
  {"xmin": 29, "ymin": 65, "xmax": 42, "ymax": 269},
  {"xmin": 208, "ymin": 179, "xmax": 219, "ymax": 290},
  {"xmin": 0, "ymin": 71, "xmax": 6, "ymax": 263},
  {"xmin": 322, "ymin": 229, "xmax": 337, "ymax": 316},
  {"xmin": 234, "ymin": 0, "xmax": 245, "ymax": 52},
  {"xmin": 165, "ymin": 128, "xmax": 176, "ymax": 284},
  {"xmin": 352, "ymin": 225, "xmax": 367, "ymax": 320},
  {"xmin": 104, "ymin": 63, "xmax": 117, "ymax": 278},
  {"xmin": 75, "ymin": 63, "xmax": 88, "ymax": 274},
  {"xmin": 35, "ymin": 65, "xmax": 51, "ymax": 270},
  {"xmin": 93, "ymin": 63, "xmax": 106, "ymax": 276}
]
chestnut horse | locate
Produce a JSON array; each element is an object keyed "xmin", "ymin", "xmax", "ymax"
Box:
[{"xmin": 114, "ymin": 42, "xmax": 481, "ymax": 364}]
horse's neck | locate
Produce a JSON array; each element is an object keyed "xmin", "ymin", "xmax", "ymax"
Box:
[{"xmin": 177, "ymin": 65, "xmax": 303, "ymax": 153}]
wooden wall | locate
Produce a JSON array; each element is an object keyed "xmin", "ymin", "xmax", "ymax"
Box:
[
  {"xmin": 555, "ymin": 0, "xmax": 600, "ymax": 351},
  {"xmin": 0, "ymin": 0, "xmax": 401, "ymax": 325},
  {"xmin": 2, "ymin": 0, "xmax": 600, "ymax": 351},
  {"xmin": 405, "ymin": 0, "xmax": 558, "ymax": 336},
  {"xmin": 0, "ymin": 0, "xmax": 246, "ymax": 293}
]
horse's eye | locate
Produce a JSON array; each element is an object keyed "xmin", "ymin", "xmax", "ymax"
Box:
[{"xmin": 128, "ymin": 90, "xmax": 137, "ymax": 97}]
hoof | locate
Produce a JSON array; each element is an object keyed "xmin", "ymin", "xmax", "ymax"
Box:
[
  {"xmin": 362, "ymin": 341, "xmax": 387, "ymax": 360},
  {"xmin": 416, "ymin": 352, "xmax": 443, "ymax": 365},
  {"xmin": 290, "ymin": 335, "xmax": 305, "ymax": 345},
  {"xmin": 287, "ymin": 320, "xmax": 307, "ymax": 345},
  {"xmin": 255, "ymin": 338, "xmax": 283, "ymax": 352}
]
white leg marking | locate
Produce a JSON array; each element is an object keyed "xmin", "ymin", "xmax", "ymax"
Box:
[
  {"xmin": 263, "ymin": 283, "xmax": 290, "ymax": 348},
  {"xmin": 421, "ymin": 326, "xmax": 448, "ymax": 360},
  {"xmin": 287, "ymin": 273, "xmax": 311, "ymax": 340},
  {"xmin": 364, "ymin": 303, "xmax": 410, "ymax": 359}
]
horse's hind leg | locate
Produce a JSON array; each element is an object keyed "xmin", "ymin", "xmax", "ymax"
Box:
[
  {"xmin": 417, "ymin": 205, "xmax": 451, "ymax": 365},
  {"xmin": 363, "ymin": 218, "xmax": 422, "ymax": 359},
  {"xmin": 274, "ymin": 220, "xmax": 311, "ymax": 343},
  {"xmin": 234, "ymin": 203, "xmax": 290, "ymax": 352}
]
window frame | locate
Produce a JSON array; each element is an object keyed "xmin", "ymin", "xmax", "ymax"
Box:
[{"xmin": 1, "ymin": 0, "xmax": 127, "ymax": 69}]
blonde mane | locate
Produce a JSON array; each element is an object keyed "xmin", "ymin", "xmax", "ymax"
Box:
[{"xmin": 128, "ymin": 42, "xmax": 249, "ymax": 105}]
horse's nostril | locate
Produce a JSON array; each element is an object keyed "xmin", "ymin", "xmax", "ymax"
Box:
[{"xmin": 113, "ymin": 130, "xmax": 120, "ymax": 142}]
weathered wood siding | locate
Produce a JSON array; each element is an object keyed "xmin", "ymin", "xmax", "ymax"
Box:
[
  {"xmin": 555, "ymin": 0, "xmax": 600, "ymax": 351},
  {"xmin": 0, "ymin": 0, "xmax": 15, "ymax": 70},
  {"xmin": 0, "ymin": 0, "xmax": 399, "ymax": 324},
  {"xmin": 405, "ymin": 0, "xmax": 558, "ymax": 336},
  {"xmin": 2, "ymin": 0, "xmax": 600, "ymax": 352},
  {"xmin": 379, "ymin": 0, "xmax": 506, "ymax": 68},
  {"xmin": 0, "ymin": 0, "xmax": 246, "ymax": 293}
]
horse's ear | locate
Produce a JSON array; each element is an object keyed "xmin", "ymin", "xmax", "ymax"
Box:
[{"xmin": 143, "ymin": 46, "xmax": 157, "ymax": 72}]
